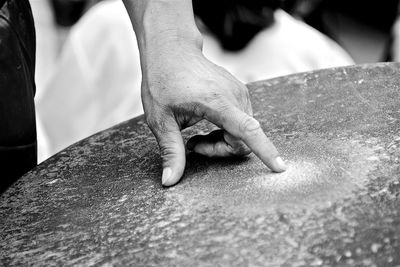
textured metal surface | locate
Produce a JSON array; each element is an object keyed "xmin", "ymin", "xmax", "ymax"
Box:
[{"xmin": 1, "ymin": 63, "xmax": 400, "ymax": 266}]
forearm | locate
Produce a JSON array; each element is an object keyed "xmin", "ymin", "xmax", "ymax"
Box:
[
  {"xmin": 122, "ymin": 0, "xmax": 202, "ymax": 60},
  {"xmin": 122, "ymin": 1, "xmax": 286, "ymax": 187}
]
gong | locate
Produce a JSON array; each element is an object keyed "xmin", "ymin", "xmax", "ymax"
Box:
[{"xmin": 1, "ymin": 63, "xmax": 399, "ymax": 266}]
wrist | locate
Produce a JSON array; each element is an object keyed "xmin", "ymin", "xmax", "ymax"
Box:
[{"xmin": 135, "ymin": 0, "xmax": 202, "ymax": 52}]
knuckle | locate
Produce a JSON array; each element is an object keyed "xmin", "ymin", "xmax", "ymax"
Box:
[
  {"xmin": 205, "ymin": 92, "xmax": 225, "ymax": 108},
  {"xmin": 239, "ymin": 116, "xmax": 261, "ymax": 137},
  {"xmin": 209, "ymin": 145, "xmax": 218, "ymax": 157},
  {"xmin": 199, "ymin": 143, "xmax": 217, "ymax": 158},
  {"xmin": 214, "ymin": 100, "xmax": 231, "ymax": 114},
  {"xmin": 235, "ymin": 82, "xmax": 248, "ymax": 96},
  {"xmin": 159, "ymin": 142, "xmax": 179, "ymax": 163},
  {"xmin": 146, "ymin": 114, "xmax": 161, "ymax": 132},
  {"xmin": 205, "ymin": 79, "xmax": 221, "ymax": 92},
  {"xmin": 145, "ymin": 114, "xmax": 156, "ymax": 127},
  {"xmin": 145, "ymin": 108, "xmax": 169, "ymax": 134},
  {"xmin": 202, "ymin": 80, "xmax": 225, "ymax": 102}
]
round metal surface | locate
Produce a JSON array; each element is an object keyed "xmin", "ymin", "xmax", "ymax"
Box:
[{"xmin": 1, "ymin": 63, "xmax": 400, "ymax": 266}]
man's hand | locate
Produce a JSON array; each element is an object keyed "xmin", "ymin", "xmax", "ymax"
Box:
[
  {"xmin": 122, "ymin": 0, "xmax": 286, "ymax": 186},
  {"xmin": 142, "ymin": 42, "xmax": 287, "ymax": 186}
]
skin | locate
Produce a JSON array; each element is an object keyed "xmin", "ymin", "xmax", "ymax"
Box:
[{"xmin": 122, "ymin": 0, "xmax": 287, "ymax": 186}]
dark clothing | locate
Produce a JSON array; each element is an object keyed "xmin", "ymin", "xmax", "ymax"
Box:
[
  {"xmin": 0, "ymin": 0, "xmax": 36, "ymax": 192},
  {"xmin": 193, "ymin": 0, "xmax": 282, "ymax": 51}
]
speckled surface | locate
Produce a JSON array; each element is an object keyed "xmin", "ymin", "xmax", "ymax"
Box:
[{"xmin": 1, "ymin": 63, "xmax": 400, "ymax": 266}]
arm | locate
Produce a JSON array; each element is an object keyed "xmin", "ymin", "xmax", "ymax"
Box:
[{"xmin": 122, "ymin": 0, "xmax": 287, "ymax": 186}]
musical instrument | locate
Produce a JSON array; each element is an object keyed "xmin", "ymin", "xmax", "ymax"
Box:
[{"xmin": 1, "ymin": 63, "xmax": 399, "ymax": 265}]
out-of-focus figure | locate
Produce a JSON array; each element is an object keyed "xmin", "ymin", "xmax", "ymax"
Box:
[
  {"xmin": 36, "ymin": 0, "xmax": 354, "ymax": 161},
  {"xmin": 393, "ymin": 17, "xmax": 400, "ymax": 61},
  {"xmin": 193, "ymin": 0, "xmax": 353, "ymax": 82},
  {"xmin": 37, "ymin": 0, "xmax": 143, "ymax": 159},
  {"xmin": 296, "ymin": 0, "xmax": 400, "ymax": 63},
  {"xmin": 390, "ymin": 2, "xmax": 400, "ymax": 61}
]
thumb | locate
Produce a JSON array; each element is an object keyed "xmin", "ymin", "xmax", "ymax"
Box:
[{"xmin": 149, "ymin": 115, "xmax": 186, "ymax": 187}]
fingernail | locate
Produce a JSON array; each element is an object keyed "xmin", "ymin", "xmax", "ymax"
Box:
[
  {"xmin": 162, "ymin": 167, "xmax": 173, "ymax": 185},
  {"xmin": 275, "ymin": 157, "xmax": 287, "ymax": 172}
]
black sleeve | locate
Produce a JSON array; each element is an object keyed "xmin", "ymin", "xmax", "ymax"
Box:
[{"xmin": 0, "ymin": 0, "xmax": 37, "ymax": 193}]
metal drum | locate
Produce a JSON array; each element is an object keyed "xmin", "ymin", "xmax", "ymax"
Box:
[{"xmin": 1, "ymin": 63, "xmax": 399, "ymax": 266}]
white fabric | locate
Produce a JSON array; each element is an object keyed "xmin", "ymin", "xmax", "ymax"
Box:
[
  {"xmin": 392, "ymin": 17, "xmax": 400, "ymax": 62},
  {"xmin": 36, "ymin": 0, "xmax": 354, "ymax": 161},
  {"xmin": 202, "ymin": 9, "xmax": 354, "ymax": 82},
  {"xmin": 36, "ymin": 0, "xmax": 143, "ymax": 160}
]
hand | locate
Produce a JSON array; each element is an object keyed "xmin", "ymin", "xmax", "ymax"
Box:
[{"xmin": 141, "ymin": 41, "xmax": 287, "ymax": 186}]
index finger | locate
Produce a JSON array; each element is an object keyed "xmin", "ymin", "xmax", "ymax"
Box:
[{"xmin": 206, "ymin": 105, "xmax": 287, "ymax": 172}]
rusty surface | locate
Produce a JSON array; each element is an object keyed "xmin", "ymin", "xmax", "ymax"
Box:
[{"xmin": 1, "ymin": 63, "xmax": 400, "ymax": 266}]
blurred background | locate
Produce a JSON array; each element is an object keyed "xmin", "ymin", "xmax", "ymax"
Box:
[{"xmin": 29, "ymin": 0, "xmax": 400, "ymax": 162}]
